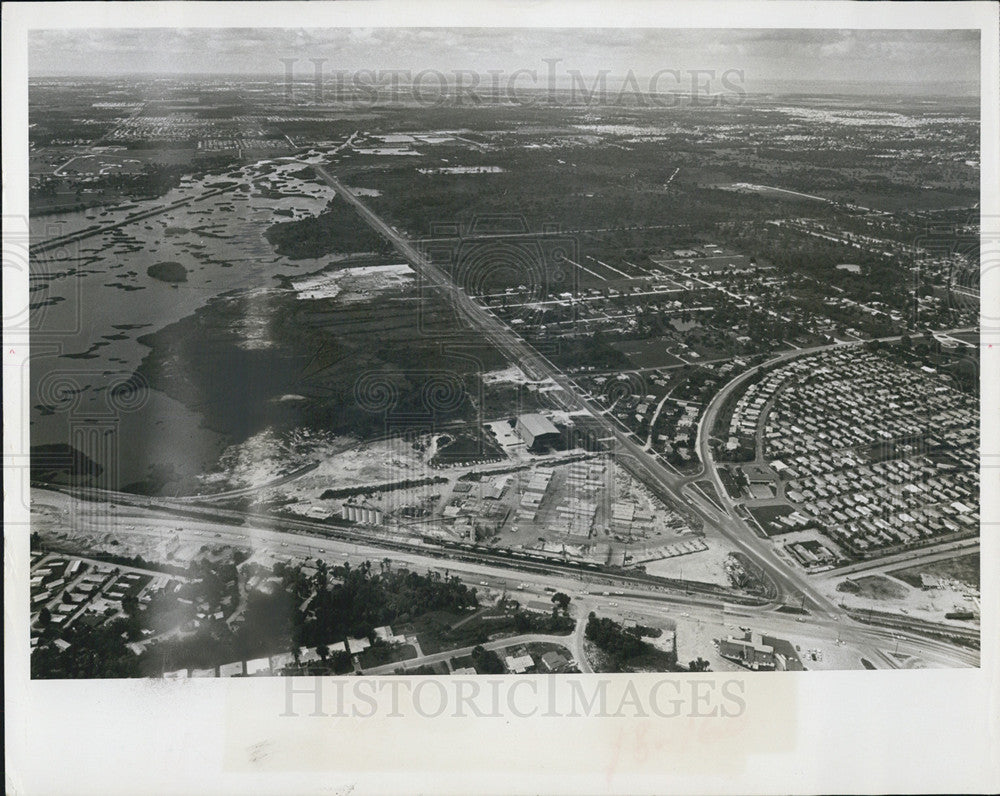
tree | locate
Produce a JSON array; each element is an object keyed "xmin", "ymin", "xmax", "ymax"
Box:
[
  {"xmin": 688, "ymin": 657, "xmax": 711, "ymax": 672},
  {"xmin": 313, "ymin": 559, "xmax": 328, "ymax": 592},
  {"xmin": 551, "ymin": 592, "xmax": 571, "ymax": 614},
  {"xmin": 471, "ymin": 645, "xmax": 505, "ymax": 674},
  {"xmin": 316, "ymin": 643, "xmax": 329, "ymax": 663}
]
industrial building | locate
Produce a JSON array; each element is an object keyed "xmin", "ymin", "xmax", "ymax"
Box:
[
  {"xmin": 515, "ymin": 413, "xmax": 560, "ymax": 450},
  {"xmin": 341, "ymin": 503, "xmax": 383, "ymax": 525}
]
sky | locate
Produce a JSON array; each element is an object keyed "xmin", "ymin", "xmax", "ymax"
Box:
[{"xmin": 29, "ymin": 28, "xmax": 981, "ymax": 93}]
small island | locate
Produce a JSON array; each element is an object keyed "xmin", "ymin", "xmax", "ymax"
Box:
[{"xmin": 147, "ymin": 261, "xmax": 188, "ymax": 283}]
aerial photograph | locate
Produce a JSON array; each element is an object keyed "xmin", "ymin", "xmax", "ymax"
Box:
[{"xmin": 25, "ymin": 27, "xmax": 982, "ymax": 678}]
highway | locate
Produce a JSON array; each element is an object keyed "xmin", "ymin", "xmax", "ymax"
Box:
[
  {"xmin": 310, "ymin": 162, "xmax": 845, "ymax": 618},
  {"xmin": 300, "ymin": 163, "xmax": 982, "ymax": 667},
  {"xmin": 34, "ymin": 482, "xmax": 979, "ymax": 670},
  {"xmin": 43, "ymin": 481, "xmax": 769, "ymax": 609},
  {"xmin": 39, "ymin": 490, "xmax": 978, "ymax": 670},
  {"xmin": 28, "ymin": 183, "xmax": 241, "ymax": 256},
  {"xmin": 30, "ymin": 159, "xmax": 978, "ymax": 673}
]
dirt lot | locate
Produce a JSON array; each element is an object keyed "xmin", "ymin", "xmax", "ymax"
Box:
[
  {"xmin": 890, "ymin": 553, "xmax": 980, "ymax": 591},
  {"xmin": 640, "ymin": 535, "xmax": 739, "ymax": 587},
  {"xmin": 823, "ymin": 567, "xmax": 980, "ymax": 625},
  {"xmin": 837, "ymin": 574, "xmax": 909, "ymax": 601}
]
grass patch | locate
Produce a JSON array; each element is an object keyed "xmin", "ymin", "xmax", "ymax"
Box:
[
  {"xmin": 889, "ymin": 553, "xmax": 979, "ymax": 590},
  {"xmin": 693, "ymin": 480, "xmax": 723, "ymax": 509},
  {"xmin": 394, "ymin": 609, "xmax": 468, "ymax": 654}
]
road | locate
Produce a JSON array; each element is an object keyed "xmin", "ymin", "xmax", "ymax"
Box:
[
  {"xmin": 29, "ymin": 183, "xmax": 241, "ymax": 256},
  {"xmin": 310, "ymin": 163, "xmax": 822, "ymax": 612},
  {"xmin": 170, "ymin": 461, "xmax": 321, "ymax": 503},
  {"xmin": 36, "ymin": 488, "xmax": 978, "ymax": 670},
  {"xmin": 691, "ymin": 327, "xmax": 979, "ymax": 595},
  {"xmin": 306, "ymin": 163, "xmax": 982, "ymax": 657}
]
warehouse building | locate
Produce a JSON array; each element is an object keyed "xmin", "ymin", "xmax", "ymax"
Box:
[{"xmin": 515, "ymin": 413, "xmax": 560, "ymax": 450}]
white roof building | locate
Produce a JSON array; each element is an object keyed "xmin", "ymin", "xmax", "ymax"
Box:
[
  {"xmin": 219, "ymin": 661, "xmax": 244, "ymax": 677},
  {"xmin": 505, "ymin": 654, "xmax": 535, "ymax": 674},
  {"xmin": 246, "ymin": 658, "xmax": 272, "ymax": 676}
]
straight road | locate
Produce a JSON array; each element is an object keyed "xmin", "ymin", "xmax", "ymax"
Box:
[
  {"xmin": 38, "ymin": 488, "xmax": 978, "ymax": 669},
  {"xmin": 310, "ymin": 163, "xmax": 837, "ymax": 617},
  {"xmin": 311, "ymin": 161, "xmax": 979, "ymax": 644},
  {"xmin": 29, "ymin": 184, "xmax": 240, "ymax": 255}
]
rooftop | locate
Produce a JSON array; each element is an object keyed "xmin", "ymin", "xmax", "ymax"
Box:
[{"xmin": 516, "ymin": 413, "xmax": 559, "ymax": 437}]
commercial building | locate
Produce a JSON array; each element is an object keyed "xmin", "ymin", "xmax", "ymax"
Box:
[{"xmin": 717, "ymin": 633, "xmax": 777, "ymax": 670}]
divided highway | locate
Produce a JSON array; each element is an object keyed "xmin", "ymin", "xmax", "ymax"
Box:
[
  {"xmin": 310, "ymin": 163, "xmax": 841, "ymax": 619},
  {"xmin": 307, "ymin": 162, "xmax": 979, "ymax": 665}
]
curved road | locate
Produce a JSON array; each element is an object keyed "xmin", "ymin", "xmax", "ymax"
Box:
[{"xmin": 310, "ymin": 163, "xmax": 844, "ymax": 618}]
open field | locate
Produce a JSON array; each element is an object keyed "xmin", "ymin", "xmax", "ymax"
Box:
[{"xmin": 890, "ymin": 553, "xmax": 980, "ymax": 590}]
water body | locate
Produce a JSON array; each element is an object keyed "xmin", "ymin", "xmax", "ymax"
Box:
[{"xmin": 30, "ymin": 157, "xmax": 337, "ymax": 492}]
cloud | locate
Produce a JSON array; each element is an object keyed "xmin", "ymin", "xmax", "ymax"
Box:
[{"xmin": 28, "ymin": 27, "xmax": 981, "ymax": 86}]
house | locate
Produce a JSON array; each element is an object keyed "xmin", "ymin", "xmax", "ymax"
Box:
[
  {"xmin": 540, "ymin": 651, "xmax": 570, "ymax": 672},
  {"xmin": 505, "ymin": 654, "xmax": 535, "ymax": 674},
  {"xmin": 246, "ymin": 657, "xmax": 271, "ymax": 676},
  {"xmin": 374, "ymin": 626, "xmax": 407, "ymax": 645},
  {"xmin": 219, "ymin": 661, "xmax": 244, "ymax": 677}
]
